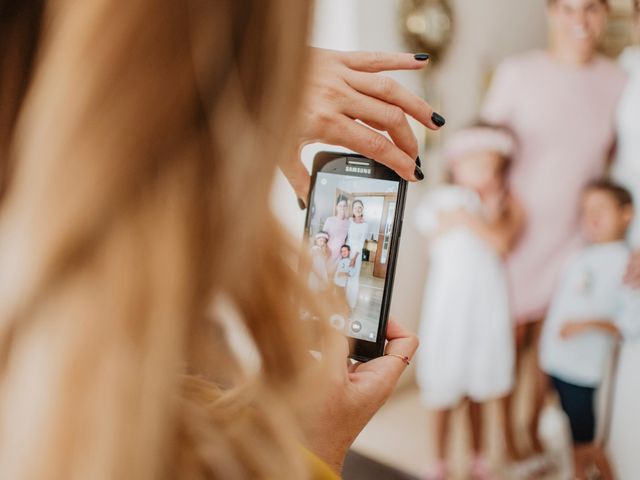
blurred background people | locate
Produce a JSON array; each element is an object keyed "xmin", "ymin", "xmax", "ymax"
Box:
[
  {"xmin": 266, "ymin": 0, "xmax": 640, "ymax": 478},
  {"xmin": 415, "ymin": 126, "xmax": 523, "ymax": 480},
  {"xmin": 481, "ymin": 0, "xmax": 627, "ymax": 460}
]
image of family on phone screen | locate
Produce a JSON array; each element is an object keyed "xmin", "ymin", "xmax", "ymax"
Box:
[{"xmin": 307, "ymin": 172, "xmax": 399, "ymax": 342}]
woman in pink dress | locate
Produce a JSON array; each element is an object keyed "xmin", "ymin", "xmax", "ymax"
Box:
[
  {"xmin": 323, "ymin": 196, "xmax": 351, "ymax": 264},
  {"xmin": 481, "ymin": 0, "xmax": 627, "ymax": 460}
]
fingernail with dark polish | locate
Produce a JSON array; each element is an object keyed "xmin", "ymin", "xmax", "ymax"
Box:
[
  {"xmin": 414, "ymin": 53, "xmax": 430, "ymax": 61},
  {"xmin": 415, "ymin": 156, "xmax": 422, "ymax": 168},
  {"xmin": 414, "ymin": 165, "xmax": 425, "ymax": 181},
  {"xmin": 431, "ymin": 112, "xmax": 446, "ymax": 127},
  {"xmin": 297, "ymin": 198, "xmax": 307, "ymax": 210}
]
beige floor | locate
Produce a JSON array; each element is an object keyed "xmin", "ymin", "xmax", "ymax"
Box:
[
  {"xmin": 350, "ymin": 261, "xmax": 384, "ymax": 340},
  {"xmin": 352, "ymin": 349, "xmax": 576, "ymax": 479}
]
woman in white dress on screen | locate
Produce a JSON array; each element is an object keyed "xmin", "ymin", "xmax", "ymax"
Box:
[{"xmin": 345, "ymin": 200, "xmax": 369, "ymax": 310}]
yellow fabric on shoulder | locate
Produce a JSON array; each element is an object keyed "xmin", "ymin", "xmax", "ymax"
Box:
[{"xmin": 302, "ymin": 447, "xmax": 341, "ymax": 480}]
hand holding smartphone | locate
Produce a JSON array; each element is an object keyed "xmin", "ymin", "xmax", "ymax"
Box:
[{"xmin": 303, "ymin": 152, "xmax": 407, "ymax": 361}]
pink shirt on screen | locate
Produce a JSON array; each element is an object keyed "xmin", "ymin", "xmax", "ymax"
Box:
[
  {"xmin": 323, "ymin": 216, "xmax": 350, "ymax": 263},
  {"xmin": 482, "ymin": 50, "xmax": 627, "ymax": 322}
]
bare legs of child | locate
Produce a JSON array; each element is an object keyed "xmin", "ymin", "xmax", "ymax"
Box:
[
  {"xmin": 469, "ymin": 401, "xmax": 492, "ymax": 480},
  {"xmin": 573, "ymin": 443, "xmax": 615, "ymax": 480},
  {"xmin": 502, "ymin": 319, "xmax": 547, "ymax": 461},
  {"xmin": 527, "ymin": 320, "xmax": 548, "ymax": 456},
  {"xmin": 426, "ymin": 408, "xmax": 452, "ymax": 480},
  {"xmin": 427, "ymin": 401, "xmax": 492, "ymax": 480}
]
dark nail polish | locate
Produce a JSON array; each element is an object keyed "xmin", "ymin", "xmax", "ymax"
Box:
[
  {"xmin": 414, "ymin": 53, "xmax": 430, "ymax": 61},
  {"xmin": 414, "ymin": 165, "xmax": 425, "ymax": 181},
  {"xmin": 297, "ymin": 198, "xmax": 306, "ymax": 210},
  {"xmin": 431, "ymin": 112, "xmax": 446, "ymax": 127},
  {"xmin": 415, "ymin": 156, "xmax": 422, "ymax": 168}
]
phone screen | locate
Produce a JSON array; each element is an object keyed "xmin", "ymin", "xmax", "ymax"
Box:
[{"xmin": 304, "ymin": 154, "xmax": 404, "ymax": 350}]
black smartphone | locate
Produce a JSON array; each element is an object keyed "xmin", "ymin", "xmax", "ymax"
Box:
[{"xmin": 303, "ymin": 151, "xmax": 408, "ymax": 362}]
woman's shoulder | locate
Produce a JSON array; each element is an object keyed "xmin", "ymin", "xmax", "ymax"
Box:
[{"xmin": 486, "ymin": 50, "xmax": 550, "ymax": 94}]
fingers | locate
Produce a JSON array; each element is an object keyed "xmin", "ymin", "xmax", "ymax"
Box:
[
  {"xmin": 349, "ymin": 321, "xmax": 418, "ymax": 389},
  {"xmin": 325, "ymin": 115, "xmax": 418, "ymax": 181},
  {"xmin": 373, "ymin": 321, "xmax": 419, "ymax": 379},
  {"xmin": 347, "ymin": 360, "xmax": 361, "ymax": 374},
  {"xmin": 343, "ymin": 91, "xmax": 419, "ymax": 161},
  {"xmin": 279, "ymin": 150, "xmax": 310, "ymax": 206},
  {"xmin": 385, "ymin": 319, "xmax": 416, "ymax": 342},
  {"xmin": 339, "ymin": 50, "xmax": 430, "ymax": 73},
  {"xmin": 346, "ymin": 71, "xmax": 443, "ymax": 131},
  {"xmin": 322, "ymin": 332, "xmax": 351, "ymax": 385},
  {"xmin": 384, "ymin": 320, "xmax": 419, "ymax": 363}
]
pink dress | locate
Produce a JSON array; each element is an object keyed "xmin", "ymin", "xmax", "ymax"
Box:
[
  {"xmin": 482, "ymin": 50, "xmax": 627, "ymax": 323},
  {"xmin": 323, "ymin": 216, "xmax": 350, "ymax": 263}
]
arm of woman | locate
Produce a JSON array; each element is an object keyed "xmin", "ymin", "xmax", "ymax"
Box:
[
  {"xmin": 322, "ymin": 217, "xmax": 332, "ymax": 234},
  {"xmin": 624, "ymin": 251, "xmax": 640, "ymax": 288},
  {"xmin": 281, "ymin": 48, "xmax": 445, "ymax": 202}
]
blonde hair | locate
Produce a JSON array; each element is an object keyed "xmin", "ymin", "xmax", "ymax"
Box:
[{"xmin": 0, "ymin": 0, "xmax": 328, "ymax": 479}]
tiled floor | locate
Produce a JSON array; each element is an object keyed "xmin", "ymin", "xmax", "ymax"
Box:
[{"xmin": 351, "ymin": 349, "xmax": 576, "ymax": 479}]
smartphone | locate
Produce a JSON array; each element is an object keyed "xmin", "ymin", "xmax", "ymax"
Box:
[{"xmin": 303, "ymin": 151, "xmax": 408, "ymax": 362}]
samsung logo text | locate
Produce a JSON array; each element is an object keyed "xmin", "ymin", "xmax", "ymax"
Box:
[{"xmin": 345, "ymin": 166, "xmax": 371, "ymax": 175}]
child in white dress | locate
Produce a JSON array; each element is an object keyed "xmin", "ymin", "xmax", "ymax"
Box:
[
  {"xmin": 415, "ymin": 126, "xmax": 524, "ymax": 480},
  {"xmin": 309, "ymin": 231, "xmax": 331, "ymax": 293}
]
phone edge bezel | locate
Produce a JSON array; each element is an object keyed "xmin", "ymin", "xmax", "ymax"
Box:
[{"xmin": 304, "ymin": 151, "xmax": 408, "ymax": 362}]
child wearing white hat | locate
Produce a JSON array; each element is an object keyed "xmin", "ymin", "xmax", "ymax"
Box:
[{"xmin": 416, "ymin": 125, "xmax": 524, "ymax": 480}]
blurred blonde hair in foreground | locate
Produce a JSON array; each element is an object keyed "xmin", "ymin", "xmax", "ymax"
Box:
[{"xmin": 0, "ymin": 0, "xmax": 330, "ymax": 478}]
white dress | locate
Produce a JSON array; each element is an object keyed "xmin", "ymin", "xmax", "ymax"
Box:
[
  {"xmin": 346, "ymin": 220, "xmax": 369, "ymax": 309},
  {"xmin": 415, "ymin": 185, "xmax": 514, "ymax": 408},
  {"xmin": 308, "ymin": 246, "xmax": 329, "ymax": 292},
  {"xmin": 612, "ymin": 46, "xmax": 640, "ymax": 248}
]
